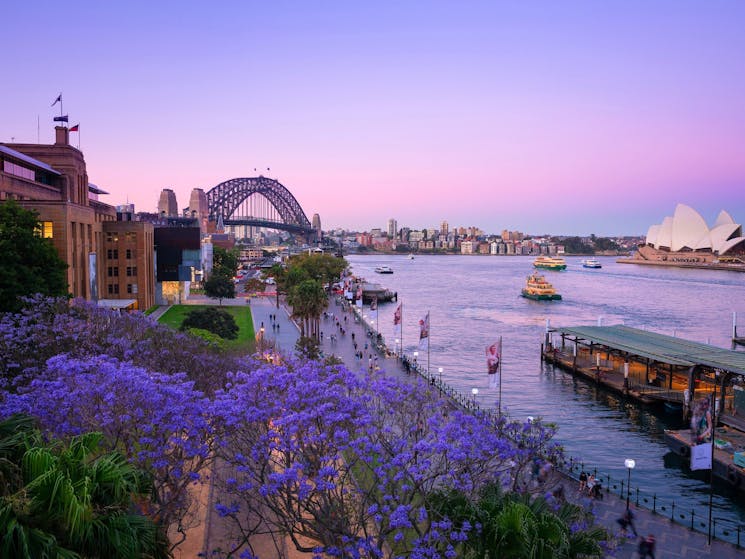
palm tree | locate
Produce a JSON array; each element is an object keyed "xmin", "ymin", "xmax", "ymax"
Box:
[
  {"xmin": 427, "ymin": 481, "xmax": 606, "ymax": 559},
  {"xmin": 287, "ymin": 278, "xmax": 327, "ymax": 338},
  {"xmin": 0, "ymin": 414, "xmax": 168, "ymax": 559}
]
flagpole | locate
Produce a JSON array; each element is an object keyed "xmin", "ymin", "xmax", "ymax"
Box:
[
  {"xmin": 427, "ymin": 310, "xmax": 431, "ymax": 379},
  {"xmin": 708, "ymin": 371, "xmax": 718, "ymax": 545},
  {"xmin": 37, "ymin": 115, "xmax": 40, "ymax": 143},
  {"xmin": 498, "ymin": 336, "xmax": 503, "ymax": 416}
]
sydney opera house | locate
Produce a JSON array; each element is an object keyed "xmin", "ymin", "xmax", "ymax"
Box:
[{"xmin": 627, "ymin": 204, "xmax": 745, "ymax": 266}]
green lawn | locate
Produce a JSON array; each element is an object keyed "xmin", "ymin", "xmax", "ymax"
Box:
[{"xmin": 158, "ymin": 304, "xmax": 255, "ymax": 351}]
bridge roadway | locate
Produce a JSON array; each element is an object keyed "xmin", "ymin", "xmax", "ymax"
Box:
[{"xmin": 180, "ymin": 294, "xmax": 743, "ymax": 558}]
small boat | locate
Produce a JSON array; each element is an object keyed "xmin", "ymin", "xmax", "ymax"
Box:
[
  {"xmin": 407, "ymin": 253, "xmax": 415, "ymax": 260},
  {"xmin": 521, "ymin": 273, "xmax": 562, "ymax": 301},
  {"xmin": 582, "ymin": 258, "xmax": 602, "ymax": 269},
  {"xmin": 375, "ymin": 266, "xmax": 394, "ymax": 274},
  {"xmin": 533, "ymin": 256, "xmax": 567, "ymax": 271}
]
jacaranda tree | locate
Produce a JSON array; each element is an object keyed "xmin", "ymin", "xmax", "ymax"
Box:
[
  {"xmin": 209, "ymin": 357, "xmax": 567, "ymax": 558},
  {"xmin": 2, "ymin": 355, "xmax": 216, "ymax": 552}
]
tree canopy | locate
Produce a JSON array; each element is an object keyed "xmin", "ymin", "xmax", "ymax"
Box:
[
  {"xmin": 0, "ymin": 201, "xmax": 68, "ymax": 313},
  {"xmin": 204, "ymin": 274, "xmax": 235, "ymax": 304}
]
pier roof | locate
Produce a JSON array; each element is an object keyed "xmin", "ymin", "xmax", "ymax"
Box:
[{"xmin": 552, "ymin": 325, "xmax": 745, "ymax": 375}]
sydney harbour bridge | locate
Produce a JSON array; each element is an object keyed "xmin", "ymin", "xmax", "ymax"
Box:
[{"xmin": 205, "ymin": 177, "xmax": 316, "ymax": 240}]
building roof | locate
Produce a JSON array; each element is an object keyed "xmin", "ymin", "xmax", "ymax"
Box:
[
  {"xmin": 88, "ymin": 182, "xmax": 109, "ymax": 195},
  {"xmin": 551, "ymin": 324, "xmax": 745, "ymax": 375},
  {"xmin": 97, "ymin": 299, "xmax": 137, "ymax": 310},
  {"xmin": 645, "ymin": 203, "xmax": 744, "ymax": 255},
  {"xmin": 0, "ymin": 145, "xmax": 61, "ymax": 175}
]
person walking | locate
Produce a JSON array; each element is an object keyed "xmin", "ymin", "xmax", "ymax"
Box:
[
  {"xmin": 637, "ymin": 533, "xmax": 655, "ymax": 558},
  {"xmin": 617, "ymin": 506, "xmax": 637, "ymax": 537}
]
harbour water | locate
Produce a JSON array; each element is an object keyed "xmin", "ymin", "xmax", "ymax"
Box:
[{"xmin": 347, "ymin": 254, "xmax": 745, "ymax": 530}]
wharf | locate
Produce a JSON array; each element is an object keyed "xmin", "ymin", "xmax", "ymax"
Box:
[
  {"xmin": 664, "ymin": 427, "xmax": 745, "ymax": 491},
  {"xmin": 544, "ymin": 325, "xmax": 745, "ymax": 415}
]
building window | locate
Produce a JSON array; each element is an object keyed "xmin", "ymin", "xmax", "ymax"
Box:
[
  {"xmin": 107, "ymin": 266, "xmax": 119, "ymax": 277},
  {"xmin": 127, "ymin": 284, "xmax": 138, "ymax": 294},
  {"xmin": 107, "ymin": 284, "xmax": 119, "ymax": 295},
  {"xmin": 107, "ymin": 249, "xmax": 119, "ymax": 259},
  {"xmin": 125, "ymin": 232, "xmax": 136, "ymax": 242},
  {"xmin": 35, "ymin": 221, "xmax": 54, "ymax": 239},
  {"xmin": 125, "ymin": 248, "xmax": 134, "ymax": 259},
  {"xmin": 126, "ymin": 266, "xmax": 137, "ymax": 277},
  {"xmin": 3, "ymin": 160, "xmax": 35, "ymax": 181},
  {"xmin": 106, "ymin": 232, "xmax": 119, "ymax": 243}
]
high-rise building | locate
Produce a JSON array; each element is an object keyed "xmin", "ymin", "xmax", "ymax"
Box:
[
  {"xmin": 387, "ymin": 218, "xmax": 397, "ymax": 239},
  {"xmin": 158, "ymin": 188, "xmax": 178, "ymax": 216},
  {"xmin": 440, "ymin": 220, "xmax": 449, "ymax": 236}
]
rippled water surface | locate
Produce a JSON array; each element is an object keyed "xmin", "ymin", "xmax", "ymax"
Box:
[{"xmin": 347, "ymin": 254, "xmax": 745, "ymax": 526}]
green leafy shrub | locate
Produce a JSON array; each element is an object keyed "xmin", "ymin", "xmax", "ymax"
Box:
[{"xmin": 180, "ymin": 307, "xmax": 238, "ymax": 339}]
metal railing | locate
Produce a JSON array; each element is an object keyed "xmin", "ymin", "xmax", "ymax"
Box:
[{"xmin": 560, "ymin": 459, "xmax": 744, "ymax": 547}]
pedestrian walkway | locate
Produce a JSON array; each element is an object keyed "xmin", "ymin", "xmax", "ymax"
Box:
[
  {"xmin": 249, "ymin": 296, "xmax": 301, "ymax": 351},
  {"xmin": 316, "ymin": 296, "xmax": 744, "ymax": 559}
]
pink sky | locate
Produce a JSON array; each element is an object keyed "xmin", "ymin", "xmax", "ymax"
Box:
[{"xmin": 3, "ymin": 1, "xmax": 744, "ymax": 235}]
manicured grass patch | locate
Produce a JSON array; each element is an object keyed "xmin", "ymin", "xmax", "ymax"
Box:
[
  {"xmin": 143, "ymin": 305, "xmax": 159, "ymax": 316},
  {"xmin": 158, "ymin": 305, "xmax": 255, "ymax": 351}
]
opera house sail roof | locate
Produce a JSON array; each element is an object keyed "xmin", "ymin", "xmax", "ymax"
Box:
[{"xmin": 645, "ymin": 204, "xmax": 745, "ymax": 256}]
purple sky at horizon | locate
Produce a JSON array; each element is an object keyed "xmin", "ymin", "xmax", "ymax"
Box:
[{"xmin": 3, "ymin": 1, "xmax": 745, "ymax": 236}]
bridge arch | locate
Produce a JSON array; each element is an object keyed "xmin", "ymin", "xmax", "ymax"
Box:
[{"xmin": 205, "ymin": 177, "xmax": 314, "ymax": 237}]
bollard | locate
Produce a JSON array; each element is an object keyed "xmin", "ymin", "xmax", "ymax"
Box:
[
  {"xmin": 653, "ymin": 494, "xmax": 657, "ymax": 514},
  {"xmin": 691, "ymin": 509, "xmax": 695, "ymax": 531}
]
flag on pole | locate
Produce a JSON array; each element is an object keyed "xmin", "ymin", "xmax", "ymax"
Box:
[
  {"xmin": 393, "ymin": 303, "xmax": 402, "ymax": 337},
  {"xmin": 53, "ymin": 115, "xmax": 69, "ymax": 123},
  {"xmin": 69, "ymin": 124, "xmax": 79, "ymax": 132},
  {"xmin": 486, "ymin": 337, "xmax": 502, "ymax": 389},
  {"xmin": 418, "ymin": 312, "xmax": 430, "ymax": 350},
  {"xmin": 368, "ymin": 296, "xmax": 378, "ymax": 320},
  {"xmin": 51, "ymin": 94, "xmax": 62, "ymax": 107}
]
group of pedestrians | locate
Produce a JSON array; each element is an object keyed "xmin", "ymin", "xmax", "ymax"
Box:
[{"xmin": 578, "ymin": 471, "xmax": 603, "ymax": 499}]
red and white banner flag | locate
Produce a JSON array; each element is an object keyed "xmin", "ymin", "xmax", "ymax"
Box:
[
  {"xmin": 393, "ymin": 303, "xmax": 402, "ymax": 337},
  {"xmin": 368, "ymin": 296, "xmax": 378, "ymax": 320},
  {"xmin": 486, "ymin": 337, "xmax": 502, "ymax": 389},
  {"xmin": 418, "ymin": 311, "xmax": 430, "ymax": 350}
]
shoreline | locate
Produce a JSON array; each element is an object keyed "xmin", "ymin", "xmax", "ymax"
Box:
[{"xmin": 617, "ymin": 258, "xmax": 745, "ymax": 273}]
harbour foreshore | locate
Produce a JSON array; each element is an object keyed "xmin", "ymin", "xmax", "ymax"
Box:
[{"xmin": 312, "ymin": 295, "xmax": 744, "ymax": 557}]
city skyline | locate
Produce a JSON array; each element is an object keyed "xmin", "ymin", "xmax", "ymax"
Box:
[{"xmin": 3, "ymin": 2, "xmax": 745, "ymax": 236}]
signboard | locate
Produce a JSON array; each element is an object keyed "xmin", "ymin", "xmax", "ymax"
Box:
[{"xmin": 691, "ymin": 443, "xmax": 712, "ymax": 471}]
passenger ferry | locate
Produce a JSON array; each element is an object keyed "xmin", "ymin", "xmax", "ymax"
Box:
[
  {"xmin": 533, "ymin": 256, "xmax": 567, "ymax": 271},
  {"xmin": 581, "ymin": 258, "xmax": 602, "ymax": 269},
  {"xmin": 375, "ymin": 266, "xmax": 394, "ymax": 274},
  {"xmin": 521, "ymin": 273, "xmax": 562, "ymax": 301}
]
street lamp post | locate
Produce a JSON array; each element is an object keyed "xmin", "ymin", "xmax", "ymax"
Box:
[
  {"xmin": 624, "ymin": 458, "xmax": 636, "ymax": 509},
  {"xmin": 413, "ymin": 351, "xmax": 418, "ymax": 373},
  {"xmin": 471, "ymin": 387, "xmax": 479, "ymax": 407},
  {"xmin": 438, "ymin": 367, "xmax": 443, "ymax": 384}
]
